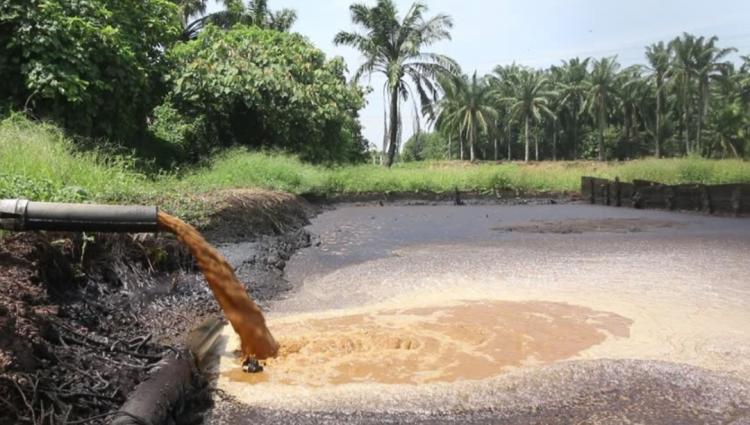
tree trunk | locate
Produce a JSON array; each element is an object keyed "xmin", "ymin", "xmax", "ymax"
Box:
[
  {"xmin": 385, "ymin": 85, "xmax": 400, "ymax": 167},
  {"xmin": 534, "ymin": 127, "xmax": 539, "ymax": 161},
  {"xmin": 655, "ymin": 79, "xmax": 662, "ymax": 158},
  {"xmin": 469, "ymin": 123, "xmax": 476, "ymax": 162},
  {"xmin": 494, "ymin": 120, "xmax": 498, "ymax": 161},
  {"xmin": 624, "ymin": 108, "xmax": 631, "ymax": 159},
  {"xmin": 507, "ymin": 124, "xmax": 512, "ymax": 161},
  {"xmin": 632, "ymin": 109, "xmax": 641, "ymax": 158},
  {"xmin": 682, "ymin": 81, "xmax": 690, "ymax": 155},
  {"xmin": 448, "ymin": 134, "xmax": 452, "ymax": 160},
  {"xmin": 552, "ymin": 120, "xmax": 557, "ymax": 161},
  {"xmin": 572, "ymin": 110, "xmax": 578, "ymax": 160},
  {"xmin": 597, "ymin": 103, "xmax": 605, "ymax": 162},
  {"xmin": 460, "ymin": 133, "xmax": 465, "ymax": 161},
  {"xmin": 697, "ymin": 81, "xmax": 708, "ymax": 156},
  {"xmin": 524, "ymin": 117, "xmax": 530, "ymax": 162}
]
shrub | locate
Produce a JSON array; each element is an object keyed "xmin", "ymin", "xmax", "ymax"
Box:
[{"xmin": 153, "ymin": 25, "xmax": 367, "ymax": 163}]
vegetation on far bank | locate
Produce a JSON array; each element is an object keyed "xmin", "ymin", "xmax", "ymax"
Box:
[
  {"xmin": 2, "ymin": 116, "xmax": 748, "ymax": 224},
  {"xmin": 3, "ymin": 0, "xmax": 750, "ymax": 171}
]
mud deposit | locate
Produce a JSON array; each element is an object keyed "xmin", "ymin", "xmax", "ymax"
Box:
[
  {"xmin": 207, "ymin": 204, "xmax": 750, "ymax": 424},
  {"xmin": 0, "ymin": 191, "xmax": 312, "ymax": 424}
]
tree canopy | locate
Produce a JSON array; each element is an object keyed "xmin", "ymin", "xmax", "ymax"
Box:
[
  {"xmin": 153, "ymin": 25, "xmax": 367, "ymax": 163},
  {"xmin": 0, "ymin": 0, "xmax": 180, "ymax": 143},
  {"xmin": 2, "ymin": 0, "xmax": 750, "ymax": 169},
  {"xmin": 334, "ymin": 0, "xmax": 458, "ymax": 167}
]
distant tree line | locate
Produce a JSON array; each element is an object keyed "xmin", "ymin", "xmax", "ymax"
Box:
[
  {"xmin": 2, "ymin": 0, "xmax": 749, "ymax": 167},
  {"xmin": 339, "ymin": 1, "xmax": 750, "ymax": 164},
  {"xmin": 404, "ymin": 35, "xmax": 750, "ymax": 162}
]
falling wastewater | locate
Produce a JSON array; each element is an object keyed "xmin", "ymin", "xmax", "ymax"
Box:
[{"xmin": 157, "ymin": 211, "xmax": 279, "ymax": 361}]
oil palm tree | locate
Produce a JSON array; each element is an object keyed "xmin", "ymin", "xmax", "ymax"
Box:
[
  {"xmin": 556, "ymin": 57, "xmax": 590, "ymax": 159},
  {"xmin": 584, "ymin": 57, "xmax": 621, "ymax": 161},
  {"xmin": 182, "ymin": 0, "xmax": 296, "ymax": 40},
  {"xmin": 739, "ymin": 56, "xmax": 750, "ymax": 104},
  {"xmin": 502, "ymin": 69, "xmax": 556, "ymax": 162},
  {"xmin": 491, "ymin": 64, "xmax": 524, "ymax": 160},
  {"xmin": 645, "ymin": 41, "xmax": 670, "ymax": 157},
  {"xmin": 618, "ymin": 68, "xmax": 649, "ymax": 158},
  {"xmin": 178, "ymin": 0, "xmax": 207, "ymax": 28},
  {"xmin": 334, "ymin": 0, "xmax": 458, "ymax": 167},
  {"xmin": 245, "ymin": 0, "xmax": 297, "ymax": 31},
  {"xmin": 692, "ymin": 36, "xmax": 736, "ymax": 154},
  {"xmin": 430, "ymin": 73, "xmax": 498, "ymax": 161},
  {"xmin": 669, "ymin": 33, "xmax": 698, "ymax": 154},
  {"xmin": 431, "ymin": 75, "xmax": 464, "ymax": 159}
]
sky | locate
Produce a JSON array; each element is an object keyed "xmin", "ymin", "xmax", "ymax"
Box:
[{"xmin": 205, "ymin": 0, "xmax": 750, "ymax": 151}]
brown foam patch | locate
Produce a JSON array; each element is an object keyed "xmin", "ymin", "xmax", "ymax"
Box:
[{"xmin": 222, "ymin": 300, "xmax": 632, "ymax": 386}]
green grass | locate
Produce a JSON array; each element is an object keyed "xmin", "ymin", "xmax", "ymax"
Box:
[
  {"xmin": 186, "ymin": 152, "xmax": 750, "ymax": 195},
  {"xmin": 0, "ymin": 114, "xmax": 157, "ymax": 203},
  {"xmin": 2, "ymin": 114, "xmax": 749, "ymax": 222}
]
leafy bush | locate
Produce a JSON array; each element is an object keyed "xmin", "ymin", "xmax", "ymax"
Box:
[
  {"xmin": 154, "ymin": 25, "xmax": 367, "ymax": 163},
  {"xmin": 0, "ymin": 0, "xmax": 180, "ymax": 144},
  {"xmin": 402, "ymin": 132, "xmax": 451, "ymax": 161}
]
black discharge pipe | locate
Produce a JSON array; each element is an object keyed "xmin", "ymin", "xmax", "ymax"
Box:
[{"xmin": 0, "ymin": 199, "xmax": 158, "ymax": 233}]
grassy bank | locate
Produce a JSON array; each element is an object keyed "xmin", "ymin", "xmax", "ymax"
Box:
[
  {"xmin": 182, "ymin": 151, "xmax": 750, "ymax": 195},
  {"xmin": 2, "ymin": 115, "xmax": 749, "ymax": 221}
]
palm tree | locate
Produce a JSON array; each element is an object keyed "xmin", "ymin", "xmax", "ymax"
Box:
[
  {"xmin": 431, "ymin": 75, "xmax": 464, "ymax": 159},
  {"xmin": 618, "ymin": 68, "xmax": 649, "ymax": 158},
  {"xmin": 692, "ymin": 36, "xmax": 736, "ymax": 154},
  {"xmin": 739, "ymin": 56, "xmax": 750, "ymax": 103},
  {"xmin": 431, "ymin": 73, "xmax": 498, "ymax": 161},
  {"xmin": 645, "ymin": 41, "xmax": 670, "ymax": 158},
  {"xmin": 502, "ymin": 69, "xmax": 556, "ymax": 162},
  {"xmin": 178, "ymin": 0, "xmax": 208, "ymax": 28},
  {"xmin": 556, "ymin": 57, "xmax": 590, "ymax": 159},
  {"xmin": 584, "ymin": 57, "xmax": 621, "ymax": 161},
  {"xmin": 246, "ymin": 0, "xmax": 298, "ymax": 31},
  {"xmin": 334, "ymin": 0, "xmax": 458, "ymax": 167},
  {"xmin": 669, "ymin": 33, "xmax": 698, "ymax": 155},
  {"xmin": 182, "ymin": 0, "xmax": 297, "ymax": 40},
  {"xmin": 491, "ymin": 64, "xmax": 523, "ymax": 160}
]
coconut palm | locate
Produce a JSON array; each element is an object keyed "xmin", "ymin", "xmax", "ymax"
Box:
[
  {"xmin": 584, "ymin": 57, "xmax": 621, "ymax": 161},
  {"xmin": 645, "ymin": 41, "xmax": 670, "ymax": 157},
  {"xmin": 501, "ymin": 69, "xmax": 556, "ymax": 162},
  {"xmin": 334, "ymin": 0, "xmax": 458, "ymax": 167},
  {"xmin": 555, "ymin": 57, "xmax": 590, "ymax": 159}
]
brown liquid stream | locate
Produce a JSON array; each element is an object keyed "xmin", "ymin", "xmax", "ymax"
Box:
[{"xmin": 158, "ymin": 212, "xmax": 279, "ymax": 360}]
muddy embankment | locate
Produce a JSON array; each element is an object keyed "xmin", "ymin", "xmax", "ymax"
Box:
[{"xmin": 0, "ymin": 189, "xmax": 314, "ymax": 425}]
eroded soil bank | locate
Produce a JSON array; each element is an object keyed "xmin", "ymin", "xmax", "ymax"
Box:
[{"xmin": 0, "ymin": 189, "xmax": 313, "ymax": 425}]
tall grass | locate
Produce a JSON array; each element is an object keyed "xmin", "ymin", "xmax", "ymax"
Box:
[
  {"xmin": 0, "ymin": 114, "xmax": 156, "ymax": 202},
  {"xmin": 185, "ymin": 153, "xmax": 750, "ymax": 195},
  {"xmin": 2, "ymin": 115, "xmax": 749, "ymax": 216}
]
